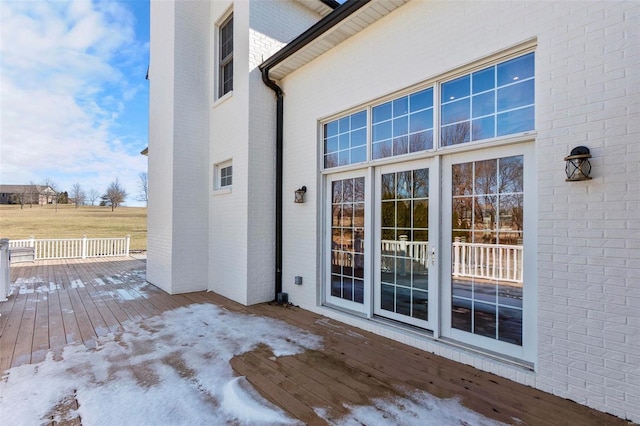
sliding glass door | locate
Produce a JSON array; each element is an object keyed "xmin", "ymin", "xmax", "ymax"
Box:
[{"xmin": 374, "ymin": 160, "xmax": 437, "ymax": 328}]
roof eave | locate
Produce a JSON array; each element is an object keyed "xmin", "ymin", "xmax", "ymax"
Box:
[{"xmin": 259, "ymin": 0, "xmax": 372, "ymax": 73}]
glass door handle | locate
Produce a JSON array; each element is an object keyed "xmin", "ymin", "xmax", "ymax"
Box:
[{"xmin": 431, "ymin": 247, "xmax": 436, "ymax": 266}]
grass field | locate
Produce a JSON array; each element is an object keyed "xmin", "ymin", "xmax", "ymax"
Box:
[{"xmin": 0, "ymin": 204, "xmax": 147, "ymax": 251}]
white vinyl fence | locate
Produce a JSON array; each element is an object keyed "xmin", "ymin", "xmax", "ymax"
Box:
[
  {"xmin": 1, "ymin": 239, "xmax": 9, "ymax": 301},
  {"xmin": 452, "ymin": 239, "xmax": 523, "ymax": 283},
  {"xmin": 9, "ymin": 235, "xmax": 130, "ymax": 261},
  {"xmin": 379, "ymin": 237, "xmax": 523, "ymax": 284}
]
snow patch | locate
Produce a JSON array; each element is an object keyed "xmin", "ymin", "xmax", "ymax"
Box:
[
  {"xmin": 316, "ymin": 389, "xmax": 513, "ymax": 426},
  {"xmin": 0, "ymin": 303, "xmax": 321, "ymax": 425},
  {"xmin": 221, "ymin": 377, "xmax": 301, "ymax": 425},
  {"xmin": 70, "ymin": 279, "xmax": 84, "ymax": 288}
]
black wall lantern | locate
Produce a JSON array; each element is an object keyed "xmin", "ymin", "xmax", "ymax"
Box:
[
  {"xmin": 564, "ymin": 146, "xmax": 592, "ymax": 181},
  {"xmin": 294, "ymin": 186, "xmax": 307, "ymax": 203}
]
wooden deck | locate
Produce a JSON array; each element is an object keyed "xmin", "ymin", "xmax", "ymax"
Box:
[{"xmin": 0, "ymin": 257, "xmax": 630, "ymax": 425}]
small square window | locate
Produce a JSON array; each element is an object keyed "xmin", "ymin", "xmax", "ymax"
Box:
[
  {"xmin": 220, "ymin": 165, "xmax": 232, "ymax": 187},
  {"xmin": 215, "ymin": 160, "xmax": 232, "ymax": 191}
]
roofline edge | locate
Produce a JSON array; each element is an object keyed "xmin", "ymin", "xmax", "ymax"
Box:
[{"xmin": 259, "ymin": 0, "xmax": 371, "ymax": 72}]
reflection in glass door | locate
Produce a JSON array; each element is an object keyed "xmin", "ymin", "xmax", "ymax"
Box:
[
  {"xmin": 375, "ymin": 165, "xmax": 431, "ymax": 327},
  {"xmin": 450, "ymin": 155, "xmax": 524, "ymax": 346},
  {"xmin": 328, "ymin": 175, "xmax": 366, "ymax": 310}
]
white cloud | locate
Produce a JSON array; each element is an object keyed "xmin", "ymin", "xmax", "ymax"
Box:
[{"xmin": 0, "ymin": 0, "xmax": 147, "ymax": 205}]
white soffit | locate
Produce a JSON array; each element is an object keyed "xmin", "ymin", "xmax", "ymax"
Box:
[
  {"xmin": 294, "ymin": 0, "xmax": 338, "ymax": 16},
  {"xmin": 269, "ymin": 0, "xmax": 410, "ymax": 80}
]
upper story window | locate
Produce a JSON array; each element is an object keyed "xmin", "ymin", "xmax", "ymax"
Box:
[
  {"xmin": 441, "ymin": 52, "xmax": 534, "ymax": 146},
  {"xmin": 322, "ymin": 51, "xmax": 535, "ymax": 170},
  {"xmin": 372, "ymin": 88, "xmax": 434, "ymax": 160},
  {"xmin": 323, "ymin": 110, "xmax": 367, "ymax": 168},
  {"xmin": 218, "ymin": 14, "xmax": 233, "ymax": 98}
]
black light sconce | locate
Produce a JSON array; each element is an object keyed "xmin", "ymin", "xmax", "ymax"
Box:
[
  {"xmin": 294, "ymin": 186, "xmax": 307, "ymax": 203},
  {"xmin": 564, "ymin": 146, "xmax": 592, "ymax": 181}
]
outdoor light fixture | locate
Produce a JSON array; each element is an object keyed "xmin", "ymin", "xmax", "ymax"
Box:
[
  {"xmin": 294, "ymin": 186, "xmax": 307, "ymax": 203},
  {"xmin": 564, "ymin": 146, "xmax": 592, "ymax": 181}
]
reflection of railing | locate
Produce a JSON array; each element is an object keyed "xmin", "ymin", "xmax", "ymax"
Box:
[
  {"xmin": 452, "ymin": 239, "xmax": 522, "ymax": 283},
  {"xmin": 381, "ymin": 237, "xmax": 428, "ymax": 265},
  {"xmin": 9, "ymin": 236, "xmax": 130, "ymax": 260}
]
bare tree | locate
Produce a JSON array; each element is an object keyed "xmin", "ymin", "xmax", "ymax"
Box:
[
  {"xmin": 136, "ymin": 172, "xmax": 148, "ymax": 206},
  {"xmin": 12, "ymin": 186, "xmax": 28, "ymax": 209},
  {"xmin": 88, "ymin": 189, "xmax": 100, "ymax": 206},
  {"xmin": 102, "ymin": 179, "xmax": 127, "ymax": 211},
  {"xmin": 71, "ymin": 183, "xmax": 86, "ymax": 208},
  {"xmin": 28, "ymin": 181, "xmax": 39, "ymax": 207}
]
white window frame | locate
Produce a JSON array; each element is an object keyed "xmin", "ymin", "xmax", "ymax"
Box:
[
  {"xmin": 216, "ymin": 11, "xmax": 233, "ymax": 100},
  {"xmin": 440, "ymin": 142, "xmax": 536, "ymax": 363},
  {"xmin": 320, "ymin": 44, "xmax": 537, "ymax": 173},
  {"xmin": 319, "ymin": 44, "xmax": 538, "ymax": 363},
  {"xmin": 214, "ymin": 160, "xmax": 233, "ymax": 194}
]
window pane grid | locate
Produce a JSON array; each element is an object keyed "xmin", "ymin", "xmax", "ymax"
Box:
[
  {"xmin": 322, "ymin": 53, "xmax": 534, "ymax": 168},
  {"xmin": 218, "ymin": 164, "xmax": 232, "ymax": 188},
  {"xmin": 372, "ymin": 88, "xmax": 434, "ymax": 160},
  {"xmin": 218, "ymin": 15, "xmax": 233, "ymax": 97},
  {"xmin": 441, "ymin": 53, "xmax": 534, "ymax": 147},
  {"xmin": 324, "ymin": 111, "xmax": 367, "ymax": 168},
  {"xmin": 451, "ymin": 155, "xmax": 523, "ymax": 345},
  {"xmin": 331, "ymin": 178, "xmax": 365, "ymax": 304},
  {"xmin": 380, "ymin": 169, "xmax": 429, "ymax": 321}
]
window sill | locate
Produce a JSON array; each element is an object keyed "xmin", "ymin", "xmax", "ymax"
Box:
[
  {"xmin": 213, "ymin": 91, "xmax": 233, "ymax": 108},
  {"xmin": 212, "ymin": 187, "xmax": 232, "ymax": 196}
]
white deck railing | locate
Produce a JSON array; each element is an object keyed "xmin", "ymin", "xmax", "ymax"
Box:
[
  {"xmin": 381, "ymin": 238, "xmax": 429, "ymax": 265},
  {"xmin": 9, "ymin": 235, "xmax": 130, "ymax": 260},
  {"xmin": 452, "ymin": 239, "xmax": 523, "ymax": 283},
  {"xmin": 380, "ymin": 237, "xmax": 523, "ymax": 283}
]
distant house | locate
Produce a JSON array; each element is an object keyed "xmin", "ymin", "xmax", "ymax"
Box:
[
  {"xmin": 147, "ymin": 0, "xmax": 639, "ymax": 423},
  {"xmin": 0, "ymin": 185, "xmax": 56, "ymax": 205}
]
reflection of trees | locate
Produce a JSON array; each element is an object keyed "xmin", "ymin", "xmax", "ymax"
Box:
[
  {"xmin": 442, "ymin": 121, "xmax": 471, "ymax": 146},
  {"xmin": 474, "ymin": 160, "xmax": 497, "ymax": 195},
  {"xmin": 452, "ymin": 163, "xmax": 473, "ymax": 196},
  {"xmin": 452, "ymin": 156, "xmax": 524, "ymax": 245},
  {"xmin": 409, "ymin": 132, "xmax": 433, "ymax": 152},
  {"xmin": 498, "ymin": 156, "xmax": 523, "ymax": 193},
  {"xmin": 354, "ymin": 177, "xmax": 365, "ymax": 202},
  {"xmin": 412, "ymin": 169, "xmax": 429, "ymax": 198},
  {"xmin": 332, "ymin": 181, "xmax": 342, "ymax": 203},
  {"xmin": 325, "ymin": 154, "xmax": 338, "ymax": 168},
  {"xmin": 373, "ymin": 141, "xmax": 393, "ymax": 160},
  {"xmin": 442, "ymin": 120, "xmax": 489, "ymax": 147}
]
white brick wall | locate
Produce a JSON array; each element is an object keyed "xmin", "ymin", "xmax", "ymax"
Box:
[
  {"xmin": 208, "ymin": 0, "xmax": 324, "ymax": 304},
  {"xmin": 209, "ymin": 0, "xmax": 250, "ymax": 304},
  {"xmin": 244, "ymin": 0, "xmax": 321, "ymax": 305},
  {"xmin": 535, "ymin": 1, "xmax": 639, "ymax": 421},
  {"xmin": 171, "ymin": 0, "xmax": 211, "ymax": 294},
  {"xmin": 147, "ymin": 1, "xmax": 176, "ymax": 293},
  {"xmin": 279, "ymin": 0, "xmax": 639, "ymax": 422},
  {"xmin": 147, "ymin": 0, "xmax": 210, "ymax": 294}
]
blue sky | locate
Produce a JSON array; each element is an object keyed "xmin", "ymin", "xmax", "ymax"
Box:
[{"xmin": 0, "ymin": 0, "xmax": 150, "ymax": 206}]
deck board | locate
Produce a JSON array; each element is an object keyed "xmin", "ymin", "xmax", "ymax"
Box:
[
  {"xmin": 31, "ymin": 290, "xmax": 50, "ymax": 363},
  {"xmin": 0, "ymin": 257, "xmax": 630, "ymax": 426}
]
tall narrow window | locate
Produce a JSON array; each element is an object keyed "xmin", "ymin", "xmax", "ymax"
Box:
[
  {"xmin": 451, "ymin": 155, "xmax": 524, "ymax": 345},
  {"xmin": 218, "ymin": 14, "xmax": 233, "ymax": 98}
]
